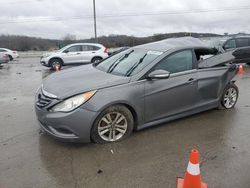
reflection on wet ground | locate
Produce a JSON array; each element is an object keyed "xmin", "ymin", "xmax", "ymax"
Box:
[{"xmin": 1, "ymin": 58, "xmax": 250, "ymax": 188}]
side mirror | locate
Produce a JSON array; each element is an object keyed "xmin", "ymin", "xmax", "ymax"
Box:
[{"xmin": 147, "ymin": 69, "xmax": 170, "ymax": 80}]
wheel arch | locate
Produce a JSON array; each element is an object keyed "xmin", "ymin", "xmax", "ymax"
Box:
[
  {"xmin": 91, "ymin": 56, "xmax": 103, "ymax": 63},
  {"xmin": 95, "ymin": 102, "xmax": 139, "ymax": 130},
  {"xmin": 8, "ymin": 54, "xmax": 13, "ymax": 60}
]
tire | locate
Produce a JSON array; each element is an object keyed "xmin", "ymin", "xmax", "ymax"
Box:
[
  {"xmin": 91, "ymin": 57, "xmax": 102, "ymax": 64},
  {"xmin": 8, "ymin": 55, "xmax": 13, "ymax": 61},
  {"xmin": 50, "ymin": 59, "xmax": 63, "ymax": 70},
  {"xmin": 219, "ymin": 83, "xmax": 239, "ymax": 109},
  {"xmin": 91, "ymin": 105, "xmax": 134, "ymax": 144}
]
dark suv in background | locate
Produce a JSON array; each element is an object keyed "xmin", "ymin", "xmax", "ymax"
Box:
[
  {"xmin": 205, "ymin": 36, "xmax": 250, "ymax": 64},
  {"xmin": 222, "ymin": 37, "xmax": 250, "ymax": 51}
]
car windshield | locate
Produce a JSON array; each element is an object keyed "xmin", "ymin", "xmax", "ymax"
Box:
[{"xmin": 94, "ymin": 49, "xmax": 162, "ymax": 77}]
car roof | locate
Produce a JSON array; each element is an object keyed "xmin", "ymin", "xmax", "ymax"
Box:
[
  {"xmin": 231, "ymin": 36, "xmax": 250, "ymax": 39},
  {"xmin": 66, "ymin": 43, "xmax": 104, "ymax": 47},
  {"xmin": 133, "ymin": 37, "xmax": 210, "ymax": 52}
]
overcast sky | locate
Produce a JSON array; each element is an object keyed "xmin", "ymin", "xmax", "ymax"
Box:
[{"xmin": 0, "ymin": 0, "xmax": 250, "ymax": 39}]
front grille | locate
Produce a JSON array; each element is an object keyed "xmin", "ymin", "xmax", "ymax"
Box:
[{"xmin": 36, "ymin": 91, "xmax": 53, "ymax": 108}]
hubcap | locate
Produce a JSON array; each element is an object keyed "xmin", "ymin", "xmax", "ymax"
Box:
[
  {"xmin": 223, "ymin": 87, "xmax": 237, "ymax": 108},
  {"xmin": 94, "ymin": 59, "xmax": 101, "ymax": 63},
  {"xmin": 98, "ymin": 112, "xmax": 127, "ymax": 142},
  {"xmin": 52, "ymin": 62, "xmax": 60, "ymax": 68}
]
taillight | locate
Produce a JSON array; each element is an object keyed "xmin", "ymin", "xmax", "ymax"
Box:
[
  {"xmin": 13, "ymin": 51, "xmax": 17, "ymax": 54},
  {"xmin": 104, "ymin": 48, "xmax": 109, "ymax": 53}
]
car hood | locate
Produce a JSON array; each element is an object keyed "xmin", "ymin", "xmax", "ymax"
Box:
[
  {"xmin": 42, "ymin": 65, "xmax": 130, "ymax": 99},
  {"xmin": 42, "ymin": 51, "xmax": 60, "ymax": 57}
]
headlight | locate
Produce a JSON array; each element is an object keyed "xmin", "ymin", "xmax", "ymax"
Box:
[{"xmin": 50, "ymin": 91, "xmax": 97, "ymax": 112}]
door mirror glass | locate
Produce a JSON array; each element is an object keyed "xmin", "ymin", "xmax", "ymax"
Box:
[{"xmin": 147, "ymin": 69, "xmax": 170, "ymax": 80}]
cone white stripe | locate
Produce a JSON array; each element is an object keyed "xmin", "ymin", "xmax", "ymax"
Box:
[{"xmin": 187, "ymin": 162, "xmax": 200, "ymax": 176}]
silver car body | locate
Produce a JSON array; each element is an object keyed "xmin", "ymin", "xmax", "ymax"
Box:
[
  {"xmin": 40, "ymin": 43, "xmax": 109, "ymax": 67},
  {"xmin": 35, "ymin": 37, "xmax": 238, "ymax": 142}
]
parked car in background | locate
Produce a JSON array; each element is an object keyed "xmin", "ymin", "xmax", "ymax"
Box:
[
  {"xmin": 203, "ymin": 36, "xmax": 250, "ymax": 64},
  {"xmin": 35, "ymin": 37, "xmax": 239, "ymax": 144},
  {"xmin": 40, "ymin": 43, "xmax": 109, "ymax": 70},
  {"xmin": 0, "ymin": 52, "xmax": 10, "ymax": 64},
  {"xmin": 0, "ymin": 48, "xmax": 19, "ymax": 61}
]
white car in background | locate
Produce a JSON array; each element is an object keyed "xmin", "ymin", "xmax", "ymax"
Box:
[
  {"xmin": 0, "ymin": 48, "xmax": 19, "ymax": 61},
  {"xmin": 40, "ymin": 43, "xmax": 109, "ymax": 70},
  {"xmin": 0, "ymin": 52, "xmax": 10, "ymax": 64}
]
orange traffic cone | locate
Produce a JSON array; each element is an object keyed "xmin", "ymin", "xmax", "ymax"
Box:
[
  {"xmin": 238, "ymin": 64, "xmax": 244, "ymax": 75},
  {"xmin": 177, "ymin": 149, "xmax": 207, "ymax": 188},
  {"xmin": 55, "ymin": 65, "xmax": 60, "ymax": 72}
]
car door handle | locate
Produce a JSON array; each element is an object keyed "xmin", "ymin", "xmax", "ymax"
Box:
[
  {"xmin": 186, "ymin": 78, "xmax": 197, "ymax": 84},
  {"xmin": 76, "ymin": 52, "xmax": 81, "ymax": 55},
  {"xmin": 92, "ymin": 52, "xmax": 96, "ymax": 53}
]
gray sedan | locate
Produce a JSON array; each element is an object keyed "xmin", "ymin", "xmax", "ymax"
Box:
[{"xmin": 35, "ymin": 37, "xmax": 239, "ymax": 143}]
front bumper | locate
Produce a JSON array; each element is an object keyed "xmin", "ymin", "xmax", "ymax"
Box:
[
  {"xmin": 35, "ymin": 105, "xmax": 99, "ymax": 143},
  {"xmin": 40, "ymin": 57, "xmax": 50, "ymax": 67}
]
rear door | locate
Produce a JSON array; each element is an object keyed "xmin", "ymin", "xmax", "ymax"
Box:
[
  {"xmin": 80, "ymin": 45, "xmax": 101, "ymax": 63},
  {"xmin": 144, "ymin": 49, "xmax": 198, "ymax": 122}
]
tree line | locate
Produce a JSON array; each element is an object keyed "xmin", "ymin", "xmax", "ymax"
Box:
[{"xmin": 0, "ymin": 32, "xmax": 222, "ymax": 51}]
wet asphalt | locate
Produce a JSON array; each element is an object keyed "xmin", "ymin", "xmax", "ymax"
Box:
[{"xmin": 0, "ymin": 58, "xmax": 250, "ymax": 188}]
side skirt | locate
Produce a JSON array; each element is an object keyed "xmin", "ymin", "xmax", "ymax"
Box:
[{"xmin": 137, "ymin": 101, "xmax": 219, "ymax": 131}]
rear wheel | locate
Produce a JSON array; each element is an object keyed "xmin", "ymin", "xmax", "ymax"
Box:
[
  {"xmin": 91, "ymin": 57, "xmax": 102, "ymax": 64},
  {"xmin": 219, "ymin": 83, "xmax": 239, "ymax": 109},
  {"xmin": 50, "ymin": 59, "xmax": 63, "ymax": 70},
  {"xmin": 91, "ymin": 105, "xmax": 134, "ymax": 144}
]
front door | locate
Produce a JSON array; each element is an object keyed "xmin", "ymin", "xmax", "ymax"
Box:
[{"xmin": 144, "ymin": 50, "xmax": 198, "ymax": 122}]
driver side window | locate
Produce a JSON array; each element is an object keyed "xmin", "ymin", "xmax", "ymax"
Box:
[{"xmin": 154, "ymin": 50, "xmax": 193, "ymax": 74}]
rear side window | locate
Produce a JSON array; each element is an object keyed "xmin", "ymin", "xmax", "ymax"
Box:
[
  {"xmin": 154, "ymin": 50, "xmax": 193, "ymax": 74},
  {"xmin": 0, "ymin": 49, "xmax": 6, "ymax": 52},
  {"xmin": 82, "ymin": 45, "xmax": 101, "ymax": 51},
  {"xmin": 224, "ymin": 39, "xmax": 236, "ymax": 49},
  {"xmin": 236, "ymin": 38, "xmax": 249, "ymax": 48},
  {"xmin": 89, "ymin": 45, "xmax": 101, "ymax": 51}
]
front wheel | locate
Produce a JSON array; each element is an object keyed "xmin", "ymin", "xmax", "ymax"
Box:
[
  {"xmin": 8, "ymin": 55, "xmax": 13, "ymax": 61},
  {"xmin": 91, "ymin": 105, "xmax": 134, "ymax": 144},
  {"xmin": 219, "ymin": 83, "xmax": 239, "ymax": 109},
  {"xmin": 50, "ymin": 59, "xmax": 62, "ymax": 70}
]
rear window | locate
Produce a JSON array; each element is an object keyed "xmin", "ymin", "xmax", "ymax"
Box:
[{"xmin": 236, "ymin": 38, "xmax": 249, "ymax": 48}]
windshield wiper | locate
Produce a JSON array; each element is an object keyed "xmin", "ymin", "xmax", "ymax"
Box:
[
  {"xmin": 125, "ymin": 53, "xmax": 148, "ymax": 76},
  {"xmin": 107, "ymin": 50, "xmax": 134, "ymax": 73}
]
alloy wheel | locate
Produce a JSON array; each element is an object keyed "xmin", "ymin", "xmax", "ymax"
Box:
[
  {"xmin": 223, "ymin": 87, "xmax": 238, "ymax": 109},
  {"xmin": 97, "ymin": 112, "xmax": 128, "ymax": 142}
]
